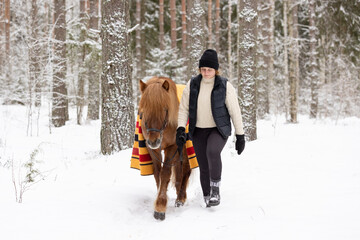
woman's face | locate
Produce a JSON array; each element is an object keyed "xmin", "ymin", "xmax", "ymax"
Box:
[{"xmin": 200, "ymin": 67, "xmax": 216, "ymax": 79}]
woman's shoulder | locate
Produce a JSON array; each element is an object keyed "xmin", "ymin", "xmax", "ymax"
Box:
[
  {"xmin": 186, "ymin": 79, "xmax": 192, "ymax": 86},
  {"xmin": 225, "ymin": 80, "xmax": 237, "ymax": 93}
]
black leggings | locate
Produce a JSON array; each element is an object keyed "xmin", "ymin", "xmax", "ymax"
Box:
[{"xmin": 192, "ymin": 127, "xmax": 228, "ymax": 196}]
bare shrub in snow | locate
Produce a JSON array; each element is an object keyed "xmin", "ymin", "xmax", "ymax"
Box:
[{"xmin": 11, "ymin": 146, "xmax": 46, "ymax": 203}]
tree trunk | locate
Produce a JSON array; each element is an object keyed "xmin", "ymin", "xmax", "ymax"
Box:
[
  {"xmin": 257, "ymin": 0, "xmax": 267, "ymax": 119},
  {"xmin": 89, "ymin": 0, "xmax": 99, "ymax": 29},
  {"xmin": 227, "ymin": 0, "xmax": 232, "ymax": 82},
  {"xmin": 238, "ymin": 0, "xmax": 257, "ymax": 141},
  {"xmin": 268, "ymin": 0, "xmax": 275, "ymax": 115},
  {"xmin": 28, "ymin": 0, "xmax": 44, "ymax": 134},
  {"xmin": 77, "ymin": 0, "xmax": 87, "ymax": 125},
  {"xmin": 140, "ymin": 0, "xmax": 146, "ymax": 78},
  {"xmin": 87, "ymin": 0, "xmax": 100, "ymax": 120},
  {"xmin": 186, "ymin": 0, "xmax": 192, "ymax": 78},
  {"xmin": 207, "ymin": 0, "xmax": 212, "ymax": 49},
  {"xmin": 4, "ymin": 0, "xmax": 9, "ymax": 58},
  {"xmin": 52, "ymin": 0, "xmax": 68, "ymax": 127},
  {"xmin": 215, "ymin": 0, "xmax": 220, "ymax": 51},
  {"xmin": 0, "ymin": 0, "xmax": 3, "ymax": 73},
  {"xmin": 135, "ymin": 0, "xmax": 141, "ymax": 74},
  {"xmin": 181, "ymin": 0, "xmax": 187, "ymax": 57},
  {"xmin": 27, "ymin": 0, "xmax": 37, "ymax": 136},
  {"xmin": 309, "ymin": 0, "xmax": 318, "ymax": 118},
  {"xmin": 159, "ymin": 0, "xmax": 164, "ymax": 50},
  {"xmin": 283, "ymin": 0, "xmax": 289, "ymax": 121},
  {"xmin": 288, "ymin": 0, "xmax": 299, "ymax": 123},
  {"xmin": 101, "ymin": 0, "xmax": 135, "ymax": 154},
  {"xmin": 257, "ymin": 0, "xmax": 274, "ymax": 119},
  {"xmin": 133, "ymin": 0, "xmax": 142, "ymax": 105},
  {"xmin": 170, "ymin": 0, "xmax": 176, "ymax": 49},
  {"xmin": 187, "ymin": 0, "xmax": 205, "ymax": 79}
]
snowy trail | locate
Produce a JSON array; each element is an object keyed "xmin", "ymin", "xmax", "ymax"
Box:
[{"xmin": 1, "ymin": 106, "xmax": 360, "ymax": 240}]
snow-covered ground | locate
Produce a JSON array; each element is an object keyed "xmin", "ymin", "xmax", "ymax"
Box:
[{"xmin": 1, "ymin": 105, "xmax": 359, "ymax": 240}]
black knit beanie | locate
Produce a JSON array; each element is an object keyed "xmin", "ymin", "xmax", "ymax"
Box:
[{"xmin": 199, "ymin": 49, "xmax": 219, "ymax": 70}]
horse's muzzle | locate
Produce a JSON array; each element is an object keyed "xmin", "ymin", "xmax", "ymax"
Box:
[{"xmin": 147, "ymin": 138, "xmax": 161, "ymax": 149}]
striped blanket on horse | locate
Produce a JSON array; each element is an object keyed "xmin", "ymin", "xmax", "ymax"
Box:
[{"xmin": 130, "ymin": 84, "xmax": 198, "ymax": 176}]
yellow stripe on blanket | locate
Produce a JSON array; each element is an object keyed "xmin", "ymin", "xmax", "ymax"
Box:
[
  {"xmin": 130, "ymin": 84, "xmax": 198, "ymax": 176},
  {"xmin": 176, "ymin": 84, "xmax": 186, "ymax": 102}
]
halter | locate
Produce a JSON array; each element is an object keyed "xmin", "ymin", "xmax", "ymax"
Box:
[
  {"xmin": 142, "ymin": 110, "xmax": 168, "ymax": 134},
  {"xmin": 140, "ymin": 109, "xmax": 183, "ymax": 167}
]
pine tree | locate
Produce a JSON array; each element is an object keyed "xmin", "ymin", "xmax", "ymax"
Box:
[
  {"xmin": 238, "ymin": 0, "xmax": 258, "ymax": 141},
  {"xmin": 76, "ymin": 0, "xmax": 88, "ymax": 125},
  {"xmin": 181, "ymin": 0, "xmax": 187, "ymax": 58},
  {"xmin": 257, "ymin": 0, "xmax": 274, "ymax": 119},
  {"xmin": 0, "ymin": 0, "xmax": 3, "ymax": 74},
  {"xmin": 227, "ymin": 0, "xmax": 233, "ymax": 82},
  {"xmin": 0, "ymin": 0, "xmax": 13, "ymax": 104},
  {"xmin": 87, "ymin": 0, "xmax": 101, "ymax": 120},
  {"xmin": 214, "ymin": 0, "xmax": 220, "ymax": 51},
  {"xmin": 170, "ymin": 0, "xmax": 177, "ymax": 50},
  {"xmin": 288, "ymin": 0, "xmax": 299, "ymax": 123},
  {"xmin": 207, "ymin": 0, "xmax": 213, "ymax": 49},
  {"xmin": 169, "ymin": 0, "xmax": 178, "ymax": 79},
  {"xmin": 316, "ymin": 0, "xmax": 360, "ymax": 118},
  {"xmin": 52, "ymin": 0, "xmax": 68, "ymax": 127},
  {"xmin": 308, "ymin": 0, "xmax": 318, "ymax": 118},
  {"xmin": 187, "ymin": 0, "xmax": 205, "ymax": 79},
  {"xmin": 4, "ymin": 0, "xmax": 9, "ymax": 59},
  {"xmin": 100, "ymin": 0, "xmax": 135, "ymax": 154},
  {"xmin": 28, "ymin": 0, "xmax": 47, "ymax": 136},
  {"xmin": 159, "ymin": 0, "xmax": 164, "ymax": 50},
  {"xmin": 133, "ymin": 0, "xmax": 142, "ymax": 106}
]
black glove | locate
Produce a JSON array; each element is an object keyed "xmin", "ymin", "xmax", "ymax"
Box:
[
  {"xmin": 235, "ymin": 134, "xmax": 245, "ymax": 155},
  {"xmin": 176, "ymin": 127, "xmax": 186, "ymax": 151}
]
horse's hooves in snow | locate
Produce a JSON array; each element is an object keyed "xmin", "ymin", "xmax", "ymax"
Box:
[
  {"xmin": 175, "ymin": 200, "xmax": 184, "ymax": 207},
  {"xmin": 154, "ymin": 211, "xmax": 165, "ymax": 220}
]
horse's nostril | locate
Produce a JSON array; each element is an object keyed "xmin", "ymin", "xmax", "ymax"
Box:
[{"xmin": 156, "ymin": 139, "xmax": 161, "ymax": 145}]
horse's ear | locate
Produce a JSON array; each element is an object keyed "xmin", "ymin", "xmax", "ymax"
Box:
[
  {"xmin": 139, "ymin": 79, "xmax": 147, "ymax": 93},
  {"xmin": 162, "ymin": 80, "xmax": 170, "ymax": 91}
]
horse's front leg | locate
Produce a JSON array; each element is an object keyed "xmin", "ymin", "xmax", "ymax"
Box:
[
  {"xmin": 153, "ymin": 151, "xmax": 172, "ymax": 220},
  {"xmin": 151, "ymin": 149, "xmax": 162, "ymax": 189}
]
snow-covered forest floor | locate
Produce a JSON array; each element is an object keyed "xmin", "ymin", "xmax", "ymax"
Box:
[{"xmin": 1, "ymin": 105, "xmax": 359, "ymax": 240}]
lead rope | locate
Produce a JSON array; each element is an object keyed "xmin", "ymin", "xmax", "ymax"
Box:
[{"xmin": 148, "ymin": 145, "xmax": 183, "ymax": 167}]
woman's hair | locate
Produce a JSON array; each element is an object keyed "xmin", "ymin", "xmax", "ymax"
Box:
[{"xmin": 198, "ymin": 68, "xmax": 221, "ymax": 76}]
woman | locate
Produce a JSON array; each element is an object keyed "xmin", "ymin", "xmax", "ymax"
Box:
[{"xmin": 176, "ymin": 49, "xmax": 245, "ymax": 207}]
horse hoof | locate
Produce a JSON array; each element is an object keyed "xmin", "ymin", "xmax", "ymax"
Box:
[
  {"xmin": 154, "ymin": 211, "xmax": 165, "ymax": 220},
  {"xmin": 175, "ymin": 200, "xmax": 184, "ymax": 207}
]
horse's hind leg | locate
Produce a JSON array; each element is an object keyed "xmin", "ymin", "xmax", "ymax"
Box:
[
  {"xmin": 154, "ymin": 163, "xmax": 172, "ymax": 220},
  {"xmin": 174, "ymin": 161, "xmax": 184, "ymax": 207}
]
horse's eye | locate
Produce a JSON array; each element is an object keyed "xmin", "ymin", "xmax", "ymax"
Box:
[{"xmin": 139, "ymin": 112, "xmax": 143, "ymax": 119}]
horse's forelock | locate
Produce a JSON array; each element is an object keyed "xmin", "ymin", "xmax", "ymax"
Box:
[{"xmin": 139, "ymin": 78, "xmax": 178, "ymax": 126}]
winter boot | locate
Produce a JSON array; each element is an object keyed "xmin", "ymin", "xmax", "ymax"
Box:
[
  {"xmin": 204, "ymin": 195, "xmax": 211, "ymax": 208},
  {"xmin": 209, "ymin": 180, "xmax": 220, "ymax": 206}
]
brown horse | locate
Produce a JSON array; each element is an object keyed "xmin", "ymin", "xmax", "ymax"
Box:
[{"xmin": 139, "ymin": 76, "xmax": 191, "ymax": 220}]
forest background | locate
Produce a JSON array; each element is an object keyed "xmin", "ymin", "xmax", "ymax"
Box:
[{"xmin": 0, "ymin": 0, "xmax": 359, "ymax": 154}]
